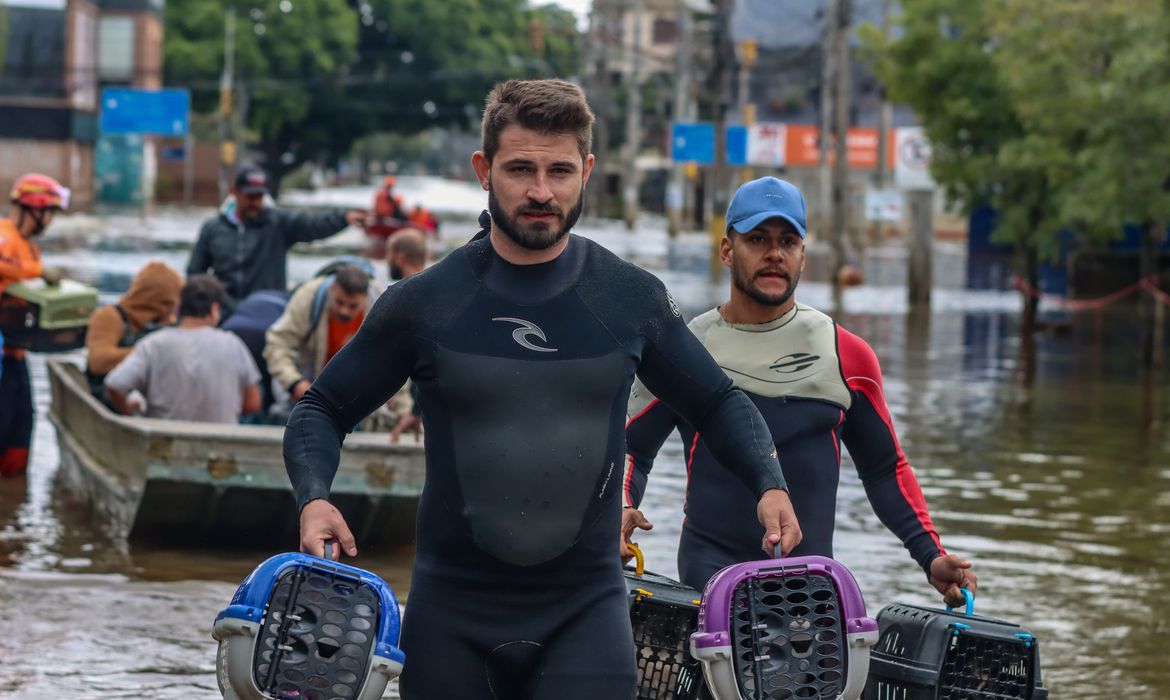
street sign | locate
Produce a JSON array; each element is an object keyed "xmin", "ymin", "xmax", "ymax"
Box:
[
  {"xmin": 895, "ymin": 126, "xmax": 935, "ymax": 190},
  {"xmin": 747, "ymin": 122, "xmax": 786, "ymax": 166},
  {"xmin": 671, "ymin": 123, "xmax": 715, "ymax": 164},
  {"xmin": 726, "ymin": 125, "xmax": 747, "ymax": 166},
  {"xmin": 100, "ymin": 88, "xmax": 190, "ymax": 136},
  {"xmin": 865, "ymin": 188, "xmax": 904, "ymax": 222}
]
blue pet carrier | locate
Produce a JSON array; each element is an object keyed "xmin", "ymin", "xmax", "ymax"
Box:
[{"xmin": 212, "ymin": 552, "xmax": 405, "ymax": 700}]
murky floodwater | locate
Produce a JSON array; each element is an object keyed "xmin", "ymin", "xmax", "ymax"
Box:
[{"xmin": 2, "ymin": 207, "xmax": 1168, "ymax": 698}]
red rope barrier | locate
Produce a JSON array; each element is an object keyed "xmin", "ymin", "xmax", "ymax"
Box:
[
  {"xmin": 1140, "ymin": 278, "xmax": 1170, "ymax": 307},
  {"xmin": 1012, "ymin": 275, "xmax": 1145, "ymax": 311}
]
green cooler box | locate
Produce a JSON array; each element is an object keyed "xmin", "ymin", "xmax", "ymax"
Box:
[{"xmin": 0, "ymin": 279, "xmax": 98, "ymax": 352}]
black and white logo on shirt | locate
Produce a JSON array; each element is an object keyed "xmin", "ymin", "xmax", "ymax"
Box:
[{"xmin": 493, "ymin": 317, "xmax": 558, "ymax": 353}]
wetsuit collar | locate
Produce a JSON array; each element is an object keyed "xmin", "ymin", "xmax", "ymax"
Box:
[{"xmin": 716, "ymin": 301, "xmax": 801, "ymax": 332}]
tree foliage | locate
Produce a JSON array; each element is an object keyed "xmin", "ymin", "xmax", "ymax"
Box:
[
  {"xmin": 864, "ymin": 0, "xmax": 1170, "ymax": 261},
  {"xmin": 163, "ymin": 0, "xmax": 582, "ymax": 186}
]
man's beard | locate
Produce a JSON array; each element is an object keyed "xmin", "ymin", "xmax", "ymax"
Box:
[
  {"xmin": 732, "ymin": 263, "xmax": 802, "ymax": 307},
  {"xmin": 488, "ymin": 184, "xmax": 584, "ymax": 250},
  {"xmin": 389, "ymin": 261, "xmax": 404, "ymax": 281}
]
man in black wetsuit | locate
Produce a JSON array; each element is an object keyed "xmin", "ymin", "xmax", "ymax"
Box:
[
  {"xmin": 622, "ymin": 176, "xmax": 977, "ymax": 610},
  {"xmin": 284, "ymin": 80, "xmax": 802, "ymax": 700}
]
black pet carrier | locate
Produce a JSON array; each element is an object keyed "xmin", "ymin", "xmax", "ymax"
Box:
[
  {"xmin": 863, "ymin": 590, "xmax": 1047, "ymax": 700},
  {"xmin": 624, "ymin": 543, "xmax": 704, "ymax": 700}
]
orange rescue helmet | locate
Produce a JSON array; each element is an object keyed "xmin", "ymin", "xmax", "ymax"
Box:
[
  {"xmin": 383, "ymin": 175, "xmax": 397, "ymax": 188},
  {"xmin": 10, "ymin": 173, "xmax": 70, "ymax": 211}
]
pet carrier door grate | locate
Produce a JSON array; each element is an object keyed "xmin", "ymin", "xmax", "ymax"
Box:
[
  {"xmin": 253, "ymin": 567, "xmax": 381, "ymax": 700},
  {"xmin": 626, "ymin": 543, "xmax": 704, "ymax": 700}
]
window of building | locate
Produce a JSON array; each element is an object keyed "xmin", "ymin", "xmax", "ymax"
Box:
[
  {"xmin": 652, "ymin": 19, "xmax": 678, "ymax": 44},
  {"xmin": 98, "ymin": 15, "xmax": 135, "ymax": 83}
]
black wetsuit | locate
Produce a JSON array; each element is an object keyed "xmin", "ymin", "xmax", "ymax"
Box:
[{"xmin": 284, "ymin": 222, "xmax": 786, "ymax": 699}]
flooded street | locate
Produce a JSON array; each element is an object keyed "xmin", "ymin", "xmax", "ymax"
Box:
[{"xmin": 1, "ymin": 202, "xmax": 1168, "ymax": 698}]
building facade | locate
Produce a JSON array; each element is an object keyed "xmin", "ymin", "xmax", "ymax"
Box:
[{"xmin": 0, "ymin": 0, "xmax": 163, "ymax": 209}]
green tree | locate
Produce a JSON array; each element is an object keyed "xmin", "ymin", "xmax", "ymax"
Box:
[
  {"xmin": 990, "ymin": 0, "xmax": 1170, "ymax": 363},
  {"xmin": 165, "ymin": 0, "xmax": 358, "ymax": 190},
  {"xmin": 164, "ymin": 1, "xmax": 581, "ymax": 190},
  {"xmin": 860, "ymin": 0, "xmax": 1061, "ymax": 333}
]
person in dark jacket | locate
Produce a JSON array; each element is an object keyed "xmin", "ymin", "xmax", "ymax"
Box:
[{"xmin": 187, "ymin": 166, "xmax": 367, "ymax": 305}]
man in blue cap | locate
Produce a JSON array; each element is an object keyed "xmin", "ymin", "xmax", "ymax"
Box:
[{"xmin": 621, "ymin": 176, "xmax": 978, "ymax": 606}]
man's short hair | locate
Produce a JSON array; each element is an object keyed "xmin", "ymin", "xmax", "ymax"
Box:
[
  {"xmin": 179, "ymin": 275, "xmax": 227, "ymax": 318},
  {"xmin": 481, "ymin": 79, "xmax": 594, "ymax": 163},
  {"xmin": 333, "ymin": 264, "xmax": 371, "ymax": 296},
  {"xmin": 389, "ymin": 229, "xmax": 427, "ymax": 268}
]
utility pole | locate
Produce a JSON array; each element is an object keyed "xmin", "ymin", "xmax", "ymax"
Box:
[
  {"xmin": 737, "ymin": 39, "xmax": 757, "ymax": 185},
  {"xmin": 873, "ymin": 0, "xmax": 892, "ymax": 190},
  {"xmin": 622, "ymin": 0, "xmax": 645, "ymax": 230},
  {"xmin": 217, "ymin": 6, "xmax": 237, "ymax": 202},
  {"xmin": 587, "ymin": 4, "xmax": 612, "ymax": 221},
  {"xmin": 709, "ymin": 0, "xmax": 735, "ymax": 282},
  {"xmin": 830, "ymin": 0, "xmax": 852, "ymax": 287},
  {"xmin": 907, "ymin": 189, "xmax": 933, "ymax": 306},
  {"xmin": 818, "ymin": 0, "xmax": 835, "ymax": 240},
  {"xmin": 667, "ymin": 0, "xmax": 694, "ymax": 236}
]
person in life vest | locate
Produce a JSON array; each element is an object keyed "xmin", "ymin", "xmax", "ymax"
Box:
[
  {"xmin": 367, "ymin": 175, "xmax": 409, "ymax": 240},
  {"xmin": 0, "ymin": 173, "xmax": 69, "ymax": 476},
  {"xmin": 407, "ymin": 204, "xmax": 439, "ymax": 237}
]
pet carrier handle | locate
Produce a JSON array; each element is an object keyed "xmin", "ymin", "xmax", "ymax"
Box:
[
  {"xmin": 945, "ymin": 587, "xmax": 975, "ymax": 616},
  {"xmin": 627, "ymin": 542, "xmax": 645, "ymax": 576},
  {"xmin": 324, "ymin": 542, "xmax": 333, "ymax": 561}
]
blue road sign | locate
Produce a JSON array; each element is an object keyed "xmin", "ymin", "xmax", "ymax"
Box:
[
  {"xmin": 726, "ymin": 125, "xmax": 747, "ymax": 166},
  {"xmin": 671, "ymin": 123, "xmax": 715, "ymax": 164},
  {"xmin": 100, "ymin": 88, "xmax": 190, "ymax": 136}
]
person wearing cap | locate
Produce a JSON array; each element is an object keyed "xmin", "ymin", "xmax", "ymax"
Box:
[
  {"xmin": 0, "ymin": 173, "xmax": 69, "ymax": 476},
  {"xmin": 187, "ymin": 166, "xmax": 368, "ymax": 307},
  {"xmin": 622, "ymin": 176, "xmax": 977, "ymax": 609}
]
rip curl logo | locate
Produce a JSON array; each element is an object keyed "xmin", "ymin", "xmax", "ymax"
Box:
[{"xmin": 493, "ymin": 317, "xmax": 558, "ymax": 353}]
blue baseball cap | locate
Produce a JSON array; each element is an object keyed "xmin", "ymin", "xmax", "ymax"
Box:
[{"xmin": 725, "ymin": 176, "xmax": 807, "ymax": 238}]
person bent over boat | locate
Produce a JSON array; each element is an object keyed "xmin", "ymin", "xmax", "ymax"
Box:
[
  {"xmin": 0, "ymin": 173, "xmax": 68, "ymax": 476},
  {"xmin": 105, "ymin": 275, "xmax": 261, "ymax": 423},
  {"xmin": 622, "ymin": 177, "xmax": 978, "ymax": 608},
  {"xmin": 85, "ymin": 261, "xmax": 183, "ymax": 403},
  {"xmin": 284, "ymin": 79, "xmax": 802, "ymax": 700}
]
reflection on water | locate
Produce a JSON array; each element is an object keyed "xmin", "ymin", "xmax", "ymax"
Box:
[{"xmin": 2, "ymin": 225, "xmax": 1169, "ymax": 698}]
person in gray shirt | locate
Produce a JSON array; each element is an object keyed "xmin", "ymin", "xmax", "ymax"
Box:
[{"xmin": 105, "ymin": 275, "xmax": 262, "ymax": 423}]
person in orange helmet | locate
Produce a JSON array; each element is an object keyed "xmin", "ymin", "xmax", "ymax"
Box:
[{"xmin": 0, "ymin": 173, "xmax": 69, "ymax": 476}]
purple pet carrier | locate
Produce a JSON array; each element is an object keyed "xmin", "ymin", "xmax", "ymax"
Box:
[{"xmin": 690, "ymin": 554, "xmax": 878, "ymax": 700}]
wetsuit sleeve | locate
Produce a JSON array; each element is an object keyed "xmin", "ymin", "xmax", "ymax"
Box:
[
  {"xmin": 623, "ymin": 379, "xmax": 679, "ymax": 508},
  {"xmin": 635, "ymin": 290, "xmax": 786, "ymax": 498},
  {"xmin": 837, "ymin": 326, "xmax": 945, "ymax": 576},
  {"xmin": 277, "ymin": 208, "xmax": 349, "ymax": 246},
  {"xmin": 187, "ymin": 224, "xmax": 212, "ymax": 275},
  {"xmin": 283, "ymin": 279, "xmax": 418, "ymax": 510}
]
